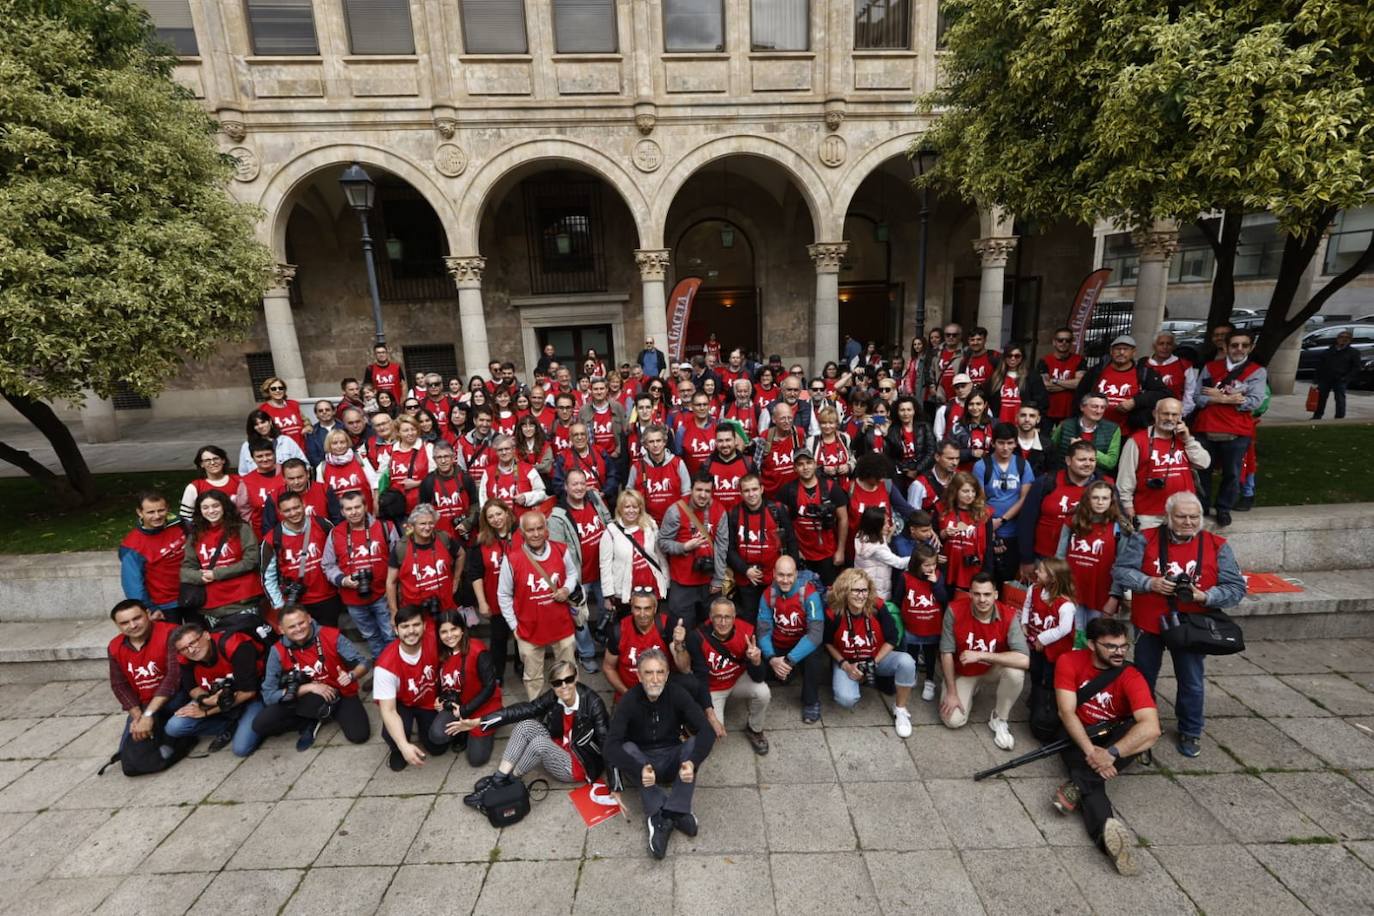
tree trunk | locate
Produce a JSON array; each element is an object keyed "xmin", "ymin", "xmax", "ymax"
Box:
[
  {"xmin": 0, "ymin": 391, "xmax": 99, "ymax": 506},
  {"xmin": 1254, "ymin": 224, "xmax": 1374, "ymax": 365},
  {"xmin": 1253, "ymin": 211, "xmax": 1338, "ymax": 366},
  {"xmin": 1202, "ymin": 208, "xmax": 1243, "ymax": 338}
]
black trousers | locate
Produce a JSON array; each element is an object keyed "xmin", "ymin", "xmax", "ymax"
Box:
[
  {"xmin": 253, "ymin": 693, "xmax": 371, "ymax": 743},
  {"xmin": 383, "ymin": 703, "xmax": 447, "ymax": 755},
  {"xmin": 767, "ymin": 649, "xmax": 827, "ymax": 706},
  {"xmin": 488, "ymin": 612, "xmax": 513, "ymax": 682},
  {"xmin": 427, "ymin": 708, "xmax": 496, "ymax": 767},
  {"xmin": 304, "ymin": 595, "xmax": 344, "ymax": 628},
  {"xmin": 666, "ymin": 583, "xmax": 711, "ymax": 633},
  {"xmin": 734, "ymin": 583, "xmax": 765, "ymax": 625},
  {"xmin": 1060, "ymin": 721, "xmax": 1135, "ymax": 849}
]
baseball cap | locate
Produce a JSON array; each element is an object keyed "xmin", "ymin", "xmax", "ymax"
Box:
[
  {"xmin": 678, "ymin": 362, "xmax": 692, "ymax": 370},
  {"xmin": 1111, "ymin": 334, "xmax": 1137, "ymax": 348},
  {"xmin": 952, "ymin": 373, "xmax": 974, "ymax": 386},
  {"xmin": 793, "ymin": 448, "xmax": 815, "ymax": 462}
]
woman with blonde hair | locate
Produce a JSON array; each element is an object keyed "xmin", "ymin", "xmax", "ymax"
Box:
[
  {"xmin": 316, "ymin": 428, "xmax": 378, "ymax": 509},
  {"xmin": 599, "ymin": 488, "xmax": 669, "ymax": 618},
  {"xmin": 823, "ymin": 568, "xmax": 916, "ymax": 737},
  {"xmin": 937, "ymin": 471, "xmax": 994, "ymax": 590}
]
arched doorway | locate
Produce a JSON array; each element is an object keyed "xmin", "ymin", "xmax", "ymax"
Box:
[{"xmin": 674, "ymin": 218, "xmax": 758, "ymax": 357}]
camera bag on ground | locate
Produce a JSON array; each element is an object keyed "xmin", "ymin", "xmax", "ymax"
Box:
[
  {"xmin": 477, "ymin": 777, "xmax": 548, "ymax": 827},
  {"xmin": 1157, "ymin": 531, "xmax": 1245, "ymax": 656},
  {"xmin": 98, "ymin": 730, "xmax": 197, "ymax": 777}
]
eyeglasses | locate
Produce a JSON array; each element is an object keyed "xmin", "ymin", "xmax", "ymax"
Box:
[
  {"xmin": 549, "ymin": 675, "xmax": 577, "ymax": 688},
  {"xmin": 268, "ymin": 385, "xmax": 285, "ymax": 392},
  {"xmin": 879, "ymin": 386, "xmax": 896, "ymax": 393},
  {"xmin": 1097, "ymin": 642, "xmax": 1129, "ymax": 654},
  {"xmin": 1054, "ymin": 337, "xmax": 1073, "ymax": 343},
  {"xmin": 944, "ymin": 332, "xmax": 959, "ymax": 338},
  {"xmin": 810, "ymin": 387, "xmax": 825, "ymax": 394},
  {"xmin": 850, "ymin": 587, "xmax": 870, "ymax": 595}
]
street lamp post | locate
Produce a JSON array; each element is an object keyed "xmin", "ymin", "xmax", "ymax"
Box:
[
  {"xmin": 339, "ymin": 163, "xmax": 386, "ymax": 346},
  {"xmin": 909, "ymin": 150, "xmax": 938, "ymax": 340}
]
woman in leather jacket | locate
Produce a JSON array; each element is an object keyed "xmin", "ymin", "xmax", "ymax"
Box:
[{"xmin": 460, "ymin": 660, "xmax": 611, "ymax": 805}]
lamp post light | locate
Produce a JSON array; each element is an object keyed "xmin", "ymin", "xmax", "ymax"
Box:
[
  {"xmin": 909, "ymin": 149, "xmax": 938, "ymax": 340},
  {"xmin": 339, "ymin": 163, "xmax": 387, "ymax": 346}
]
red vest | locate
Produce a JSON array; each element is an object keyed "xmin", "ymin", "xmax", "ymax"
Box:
[
  {"xmin": 586, "ymin": 406, "xmax": 618, "ymax": 454},
  {"xmin": 754, "ymin": 386, "xmax": 780, "ymax": 413},
  {"xmin": 813, "ymin": 436, "xmax": 851, "ymax": 486},
  {"xmin": 439, "ymin": 638, "xmax": 502, "ymax": 729},
  {"xmin": 1194, "ymin": 359, "xmax": 1262, "ymax": 438},
  {"xmin": 1095, "ymin": 363, "xmax": 1140, "ymax": 427},
  {"xmin": 698, "ymin": 620, "xmax": 754, "ymax": 691},
  {"xmin": 551, "ymin": 422, "xmax": 574, "ymax": 454},
  {"xmin": 182, "ymin": 632, "xmax": 251, "ymax": 692},
  {"xmin": 997, "ymin": 376, "xmax": 1022, "ymax": 424},
  {"xmin": 767, "ymin": 583, "xmax": 816, "ymax": 654},
  {"xmin": 456, "ymin": 435, "xmax": 493, "ymax": 476},
  {"xmin": 679, "ymin": 421, "xmax": 717, "ymax": 475},
  {"xmin": 564, "ymin": 449, "xmax": 608, "ymax": 492},
  {"xmin": 241, "ymin": 469, "xmax": 286, "ymax": 534},
  {"xmin": 667, "ymin": 500, "xmax": 724, "ymax": 586},
  {"xmin": 478, "ymin": 538, "xmax": 512, "ymax": 611},
  {"xmin": 427, "ymin": 472, "xmax": 473, "ymax": 538},
  {"xmin": 1023, "ymin": 589, "xmax": 1074, "ymax": 663},
  {"xmin": 705, "ymin": 455, "xmax": 750, "ymax": 512},
  {"xmin": 1034, "ymin": 472, "xmax": 1089, "ymax": 557},
  {"xmin": 847, "ymin": 479, "xmax": 892, "ymax": 556},
  {"xmin": 899, "ymin": 573, "xmax": 943, "ymax": 638},
  {"xmin": 831, "ymin": 611, "xmax": 881, "ymax": 662},
  {"xmin": 120, "ymin": 525, "xmax": 187, "ymax": 606},
  {"xmin": 636, "ymin": 454, "xmax": 686, "ymax": 523},
  {"xmin": 375, "ymin": 628, "xmax": 439, "ymax": 708},
  {"xmin": 1042, "ymin": 352, "xmax": 1083, "ymax": 417},
  {"xmin": 792, "ymin": 481, "xmax": 838, "ymax": 562},
  {"xmin": 484, "ymin": 462, "xmax": 535, "ymax": 506},
  {"xmin": 948, "ymin": 596, "xmax": 1016, "ymax": 677},
  {"xmin": 398, "ymin": 536, "xmax": 457, "ymax": 612},
  {"xmin": 1147, "ymin": 356, "xmax": 1187, "ymax": 400},
  {"xmin": 387, "ymin": 446, "xmax": 430, "ymax": 512},
  {"xmin": 964, "ymin": 351, "xmax": 996, "ymax": 386},
  {"xmin": 941, "ymin": 508, "xmax": 988, "ymax": 590},
  {"xmin": 1063, "ymin": 519, "xmax": 1117, "ymax": 612},
  {"xmin": 109, "ymin": 621, "xmax": 177, "ymax": 705},
  {"xmin": 615, "ymin": 615, "xmax": 672, "ymax": 692},
  {"xmin": 322, "ymin": 457, "xmax": 372, "ymax": 506},
  {"xmin": 1130, "ymin": 429, "xmax": 1195, "ymax": 516},
  {"xmin": 760, "ymin": 428, "xmax": 803, "ymax": 499},
  {"xmin": 260, "ymin": 400, "xmax": 306, "ymax": 449},
  {"xmin": 938, "ymin": 347, "xmax": 960, "ymax": 398},
  {"xmin": 1131, "ymin": 529, "xmax": 1223, "ymax": 634},
  {"xmin": 193, "ymin": 474, "xmax": 240, "ymax": 501},
  {"xmin": 956, "ymin": 424, "xmax": 994, "ymax": 473},
  {"xmin": 721, "ymin": 401, "xmax": 760, "ymax": 438},
  {"xmin": 368, "ymin": 362, "xmax": 405, "ymax": 403},
  {"xmin": 194, "ymin": 525, "xmax": 263, "ymax": 608},
  {"xmin": 274, "ymin": 626, "xmax": 359, "ymax": 696},
  {"xmin": 507, "ymin": 542, "xmax": 576, "ymax": 645},
  {"xmin": 733, "ymin": 505, "xmax": 783, "ymax": 585},
  {"xmin": 330, "ymin": 520, "xmax": 391, "ymax": 606},
  {"xmin": 266, "ymin": 523, "xmax": 335, "ymax": 605}
]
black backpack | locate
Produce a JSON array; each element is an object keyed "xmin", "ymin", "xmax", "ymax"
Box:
[{"xmin": 476, "ymin": 777, "xmax": 548, "ymax": 827}]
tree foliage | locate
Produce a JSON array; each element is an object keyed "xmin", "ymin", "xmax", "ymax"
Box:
[
  {"xmin": 921, "ymin": 0, "xmax": 1374, "ymax": 362},
  {"xmin": 0, "ymin": 0, "xmax": 272, "ymax": 500}
]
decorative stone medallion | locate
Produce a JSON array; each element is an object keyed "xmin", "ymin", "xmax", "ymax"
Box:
[
  {"xmin": 633, "ymin": 138, "xmax": 663, "ymax": 173},
  {"xmin": 818, "ymin": 134, "xmax": 847, "ymax": 168},
  {"xmin": 228, "ymin": 146, "xmax": 259, "ymax": 182},
  {"xmin": 435, "ymin": 143, "xmax": 469, "ymax": 177}
]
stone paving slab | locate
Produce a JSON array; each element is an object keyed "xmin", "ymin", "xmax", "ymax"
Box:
[{"xmin": 0, "ymin": 637, "xmax": 1370, "ymax": 914}]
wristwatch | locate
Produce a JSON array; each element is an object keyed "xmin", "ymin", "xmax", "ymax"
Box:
[{"xmin": 1107, "ymin": 746, "xmax": 1121, "ymax": 760}]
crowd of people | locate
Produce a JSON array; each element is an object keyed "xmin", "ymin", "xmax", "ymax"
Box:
[{"xmin": 110, "ymin": 325, "xmax": 1257, "ymax": 871}]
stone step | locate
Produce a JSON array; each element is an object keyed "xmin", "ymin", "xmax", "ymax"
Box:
[{"xmin": 1218, "ymin": 502, "xmax": 1374, "ymax": 573}]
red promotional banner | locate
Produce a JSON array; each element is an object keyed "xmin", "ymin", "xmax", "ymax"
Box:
[
  {"xmin": 1067, "ymin": 268, "xmax": 1113, "ymax": 354},
  {"xmin": 665, "ymin": 277, "xmax": 702, "ymax": 365}
]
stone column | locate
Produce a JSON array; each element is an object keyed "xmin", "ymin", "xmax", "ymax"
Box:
[
  {"xmin": 446, "ymin": 256, "xmax": 490, "ymax": 379},
  {"xmin": 80, "ymin": 388, "xmax": 119, "ymax": 443},
  {"xmin": 808, "ymin": 241, "xmax": 849, "ymax": 372},
  {"xmin": 635, "ymin": 249, "xmax": 671, "ymax": 360},
  {"xmin": 263, "ymin": 263, "xmax": 308, "ymax": 397},
  {"xmin": 1268, "ymin": 231, "xmax": 1332, "ymax": 395},
  {"xmin": 970, "ymin": 236, "xmax": 1018, "ymax": 346},
  {"xmin": 1129, "ymin": 220, "xmax": 1181, "ymax": 341}
]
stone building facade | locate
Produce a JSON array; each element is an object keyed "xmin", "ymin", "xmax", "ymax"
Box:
[{"xmin": 95, "ymin": 0, "xmax": 1096, "ymax": 421}]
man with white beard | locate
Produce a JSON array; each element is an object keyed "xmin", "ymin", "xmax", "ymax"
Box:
[{"xmin": 1115, "ymin": 398, "xmax": 1211, "ymax": 529}]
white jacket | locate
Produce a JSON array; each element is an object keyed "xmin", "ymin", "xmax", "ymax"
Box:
[
  {"xmin": 854, "ymin": 537, "xmax": 910, "ymax": 603},
  {"xmin": 599, "ymin": 520, "xmax": 670, "ymax": 601}
]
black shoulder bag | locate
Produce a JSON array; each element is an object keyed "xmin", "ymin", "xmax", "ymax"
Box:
[
  {"xmin": 1158, "ymin": 531, "xmax": 1245, "ymax": 656},
  {"xmin": 1030, "ymin": 661, "xmax": 1129, "ymax": 742}
]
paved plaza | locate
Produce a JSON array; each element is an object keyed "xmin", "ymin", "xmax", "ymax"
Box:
[{"xmin": 0, "ymin": 639, "xmax": 1372, "ymax": 915}]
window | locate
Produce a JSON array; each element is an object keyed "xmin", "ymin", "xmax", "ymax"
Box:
[
  {"xmin": 401, "ymin": 344, "xmax": 460, "ymax": 384},
  {"xmin": 752, "ymin": 0, "xmax": 808, "ymax": 51},
  {"xmin": 374, "ymin": 183, "xmax": 456, "ymax": 301},
  {"xmin": 1234, "ymin": 213, "xmax": 1285, "ymax": 280},
  {"xmin": 935, "ymin": 0, "xmax": 954, "ymax": 49},
  {"xmin": 554, "ymin": 0, "xmax": 617, "ymax": 53},
  {"xmin": 1324, "ymin": 206, "xmax": 1374, "ymax": 276},
  {"xmin": 136, "ymin": 0, "xmax": 198, "ymax": 55},
  {"xmin": 524, "ymin": 176, "xmax": 608, "ymax": 294},
  {"xmin": 246, "ymin": 352, "xmax": 278, "ymax": 397},
  {"xmin": 245, "ymin": 0, "xmax": 319, "ymax": 55},
  {"xmin": 343, "ymin": 0, "xmax": 415, "ymax": 54},
  {"xmin": 1102, "ymin": 233, "xmax": 1140, "ymax": 286},
  {"xmin": 537, "ymin": 325, "xmax": 614, "ymax": 369},
  {"xmin": 1168, "ymin": 221, "xmax": 1217, "ymax": 283},
  {"xmin": 461, "ymin": 0, "xmax": 528, "ymax": 54},
  {"xmin": 112, "ymin": 381, "xmax": 153, "ymax": 411},
  {"xmin": 854, "ymin": 0, "xmax": 909, "ymax": 50},
  {"xmin": 664, "ymin": 0, "xmax": 724, "ymax": 52}
]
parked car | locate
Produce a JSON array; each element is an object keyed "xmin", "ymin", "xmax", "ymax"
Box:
[
  {"xmin": 1160, "ymin": 319, "xmax": 1205, "ymax": 336},
  {"xmin": 1297, "ymin": 323, "xmax": 1374, "ymax": 388}
]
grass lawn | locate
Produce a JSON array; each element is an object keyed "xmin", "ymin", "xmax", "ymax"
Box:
[{"xmin": 0, "ymin": 423, "xmax": 1370, "ymax": 554}]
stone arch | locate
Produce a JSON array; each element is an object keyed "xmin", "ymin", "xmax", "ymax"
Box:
[
  {"xmin": 458, "ymin": 138, "xmax": 654, "ymax": 254},
  {"xmin": 651, "ymin": 136, "xmax": 833, "ymax": 244},
  {"xmin": 831, "ymin": 133, "xmax": 924, "ymax": 226},
  {"xmin": 257, "ymin": 143, "xmax": 459, "ymax": 262}
]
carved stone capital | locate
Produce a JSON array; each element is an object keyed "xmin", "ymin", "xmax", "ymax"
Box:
[
  {"xmin": 445, "ymin": 255, "xmax": 486, "ymax": 286},
  {"xmin": 634, "ymin": 101, "xmax": 657, "ymax": 135},
  {"xmin": 272, "ymin": 263, "xmax": 298, "ymax": 290},
  {"xmin": 808, "ymin": 241, "xmax": 849, "ymax": 274},
  {"xmin": 219, "ymin": 120, "xmax": 247, "ymax": 142},
  {"xmin": 434, "ymin": 117, "xmax": 458, "ymax": 139},
  {"xmin": 635, "ymin": 249, "xmax": 671, "ymax": 282},
  {"xmin": 1133, "ymin": 229, "xmax": 1181, "ymax": 262},
  {"xmin": 972, "ymin": 237, "xmax": 1018, "ymax": 268},
  {"xmin": 823, "ymin": 98, "xmax": 846, "ymax": 132}
]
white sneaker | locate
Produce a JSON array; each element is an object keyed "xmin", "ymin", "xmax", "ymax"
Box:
[
  {"xmin": 989, "ymin": 715, "xmax": 1015, "ymax": 751},
  {"xmin": 921, "ymin": 680, "xmax": 937, "ymax": 702},
  {"xmin": 893, "ymin": 706, "xmax": 913, "ymax": 739}
]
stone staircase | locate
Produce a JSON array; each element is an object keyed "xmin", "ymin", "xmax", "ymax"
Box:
[{"xmin": 1, "ymin": 503, "xmax": 1372, "ymax": 682}]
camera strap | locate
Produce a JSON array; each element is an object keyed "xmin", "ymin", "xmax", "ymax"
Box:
[
  {"xmin": 677, "ymin": 500, "xmax": 712, "ymax": 551},
  {"xmin": 1075, "ymin": 663, "xmax": 1127, "ymax": 707},
  {"xmin": 1158, "ymin": 528, "xmax": 1206, "ymax": 615},
  {"xmin": 203, "ymin": 527, "xmax": 231, "ymax": 571},
  {"xmin": 702, "ymin": 628, "xmax": 746, "ymax": 669},
  {"xmin": 521, "ymin": 544, "xmax": 567, "ymax": 599},
  {"xmin": 614, "ymin": 523, "xmax": 663, "ymax": 574}
]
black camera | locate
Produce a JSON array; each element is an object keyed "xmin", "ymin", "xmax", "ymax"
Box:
[
  {"xmin": 693, "ymin": 554, "xmax": 715, "ymax": 574},
  {"xmin": 280, "ymin": 667, "xmax": 311, "ymax": 704},
  {"xmin": 438, "ymin": 687, "xmax": 462, "ymax": 712},
  {"xmin": 897, "ymin": 459, "xmax": 921, "ymax": 476},
  {"xmin": 853, "ymin": 659, "xmax": 877, "ymax": 687},
  {"xmin": 421, "ymin": 596, "xmax": 441, "ymax": 617},
  {"xmin": 197, "ymin": 675, "xmax": 236, "ymax": 712},
  {"xmin": 804, "ymin": 500, "xmax": 838, "ymax": 528},
  {"xmin": 354, "ymin": 567, "xmax": 373, "ymax": 598},
  {"xmin": 1171, "ymin": 573, "xmax": 1196, "ymax": 604},
  {"xmin": 963, "ymin": 553, "xmax": 982, "ymax": 567},
  {"xmin": 282, "ymin": 579, "xmax": 306, "ymax": 604},
  {"xmin": 1146, "ymin": 477, "xmax": 1166, "ymax": 491}
]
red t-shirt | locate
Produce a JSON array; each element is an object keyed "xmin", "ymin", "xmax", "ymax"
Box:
[{"xmin": 1053, "ymin": 649, "xmax": 1155, "ymax": 726}]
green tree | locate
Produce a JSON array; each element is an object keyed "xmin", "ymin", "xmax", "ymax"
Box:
[
  {"xmin": 0, "ymin": 0, "xmax": 272, "ymax": 505},
  {"xmin": 921, "ymin": 0, "xmax": 1374, "ymax": 364}
]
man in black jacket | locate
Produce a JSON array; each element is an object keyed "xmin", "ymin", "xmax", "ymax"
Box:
[
  {"xmin": 1312, "ymin": 329, "xmax": 1361, "ymax": 420},
  {"xmin": 607, "ymin": 648, "xmax": 716, "ymax": 859}
]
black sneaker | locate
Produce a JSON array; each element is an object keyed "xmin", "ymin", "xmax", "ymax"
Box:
[
  {"xmin": 802, "ymin": 703, "xmax": 821, "ymax": 725},
  {"xmin": 745, "ymin": 728, "xmax": 770, "ymax": 756},
  {"xmin": 388, "ymin": 748, "xmax": 407, "ymax": 772},
  {"xmin": 296, "ymin": 722, "xmax": 319, "ymax": 752},
  {"xmin": 647, "ymin": 812, "xmax": 671, "ymax": 859},
  {"xmin": 207, "ymin": 730, "xmax": 233, "ymax": 753},
  {"xmin": 1215, "ymin": 510, "xmax": 1232, "ymax": 528},
  {"xmin": 672, "ymin": 811, "xmax": 699, "ymax": 838},
  {"xmin": 1235, "ymin": 495, "xmax": 1254, "ymax": 512}
]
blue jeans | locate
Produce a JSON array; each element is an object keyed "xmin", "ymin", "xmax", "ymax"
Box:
[
  {"xmin": 1198, "ymin": 435, "xmax": 1250, "ymax": 513},
  {"xmin": 575, "ymin": 582, "xmax": 603, "ymax": 659},
  {"xmin": 1133, "ymin": 630, "xmax": 1206, "ymax": 738},
  {"xmin": 346, "ymin": 598, "xmax": 395, "ymax": 659},
  {"xmin": 166, "ymin": 698, "xmax": 265, "ymax": 758},
  {"xmin": 832, "ymin": 651, "xmax": 917, "ymax": 709}
]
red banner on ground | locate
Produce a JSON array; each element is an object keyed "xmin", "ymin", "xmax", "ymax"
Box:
[
  {"xmin": 569, "ymin": 781, "xmax": 622, "ymax": 827},
  {"xmin": 1067, "ymin": 268, "xmax": 1113, "ymax": 353},
  {"xmin": 1243, "ymin": 572, "xmax": 1304, "ymax": 594},
  {"xmin": 665, "ymin": 277, "xmax": 702, "ymax": 365}
]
